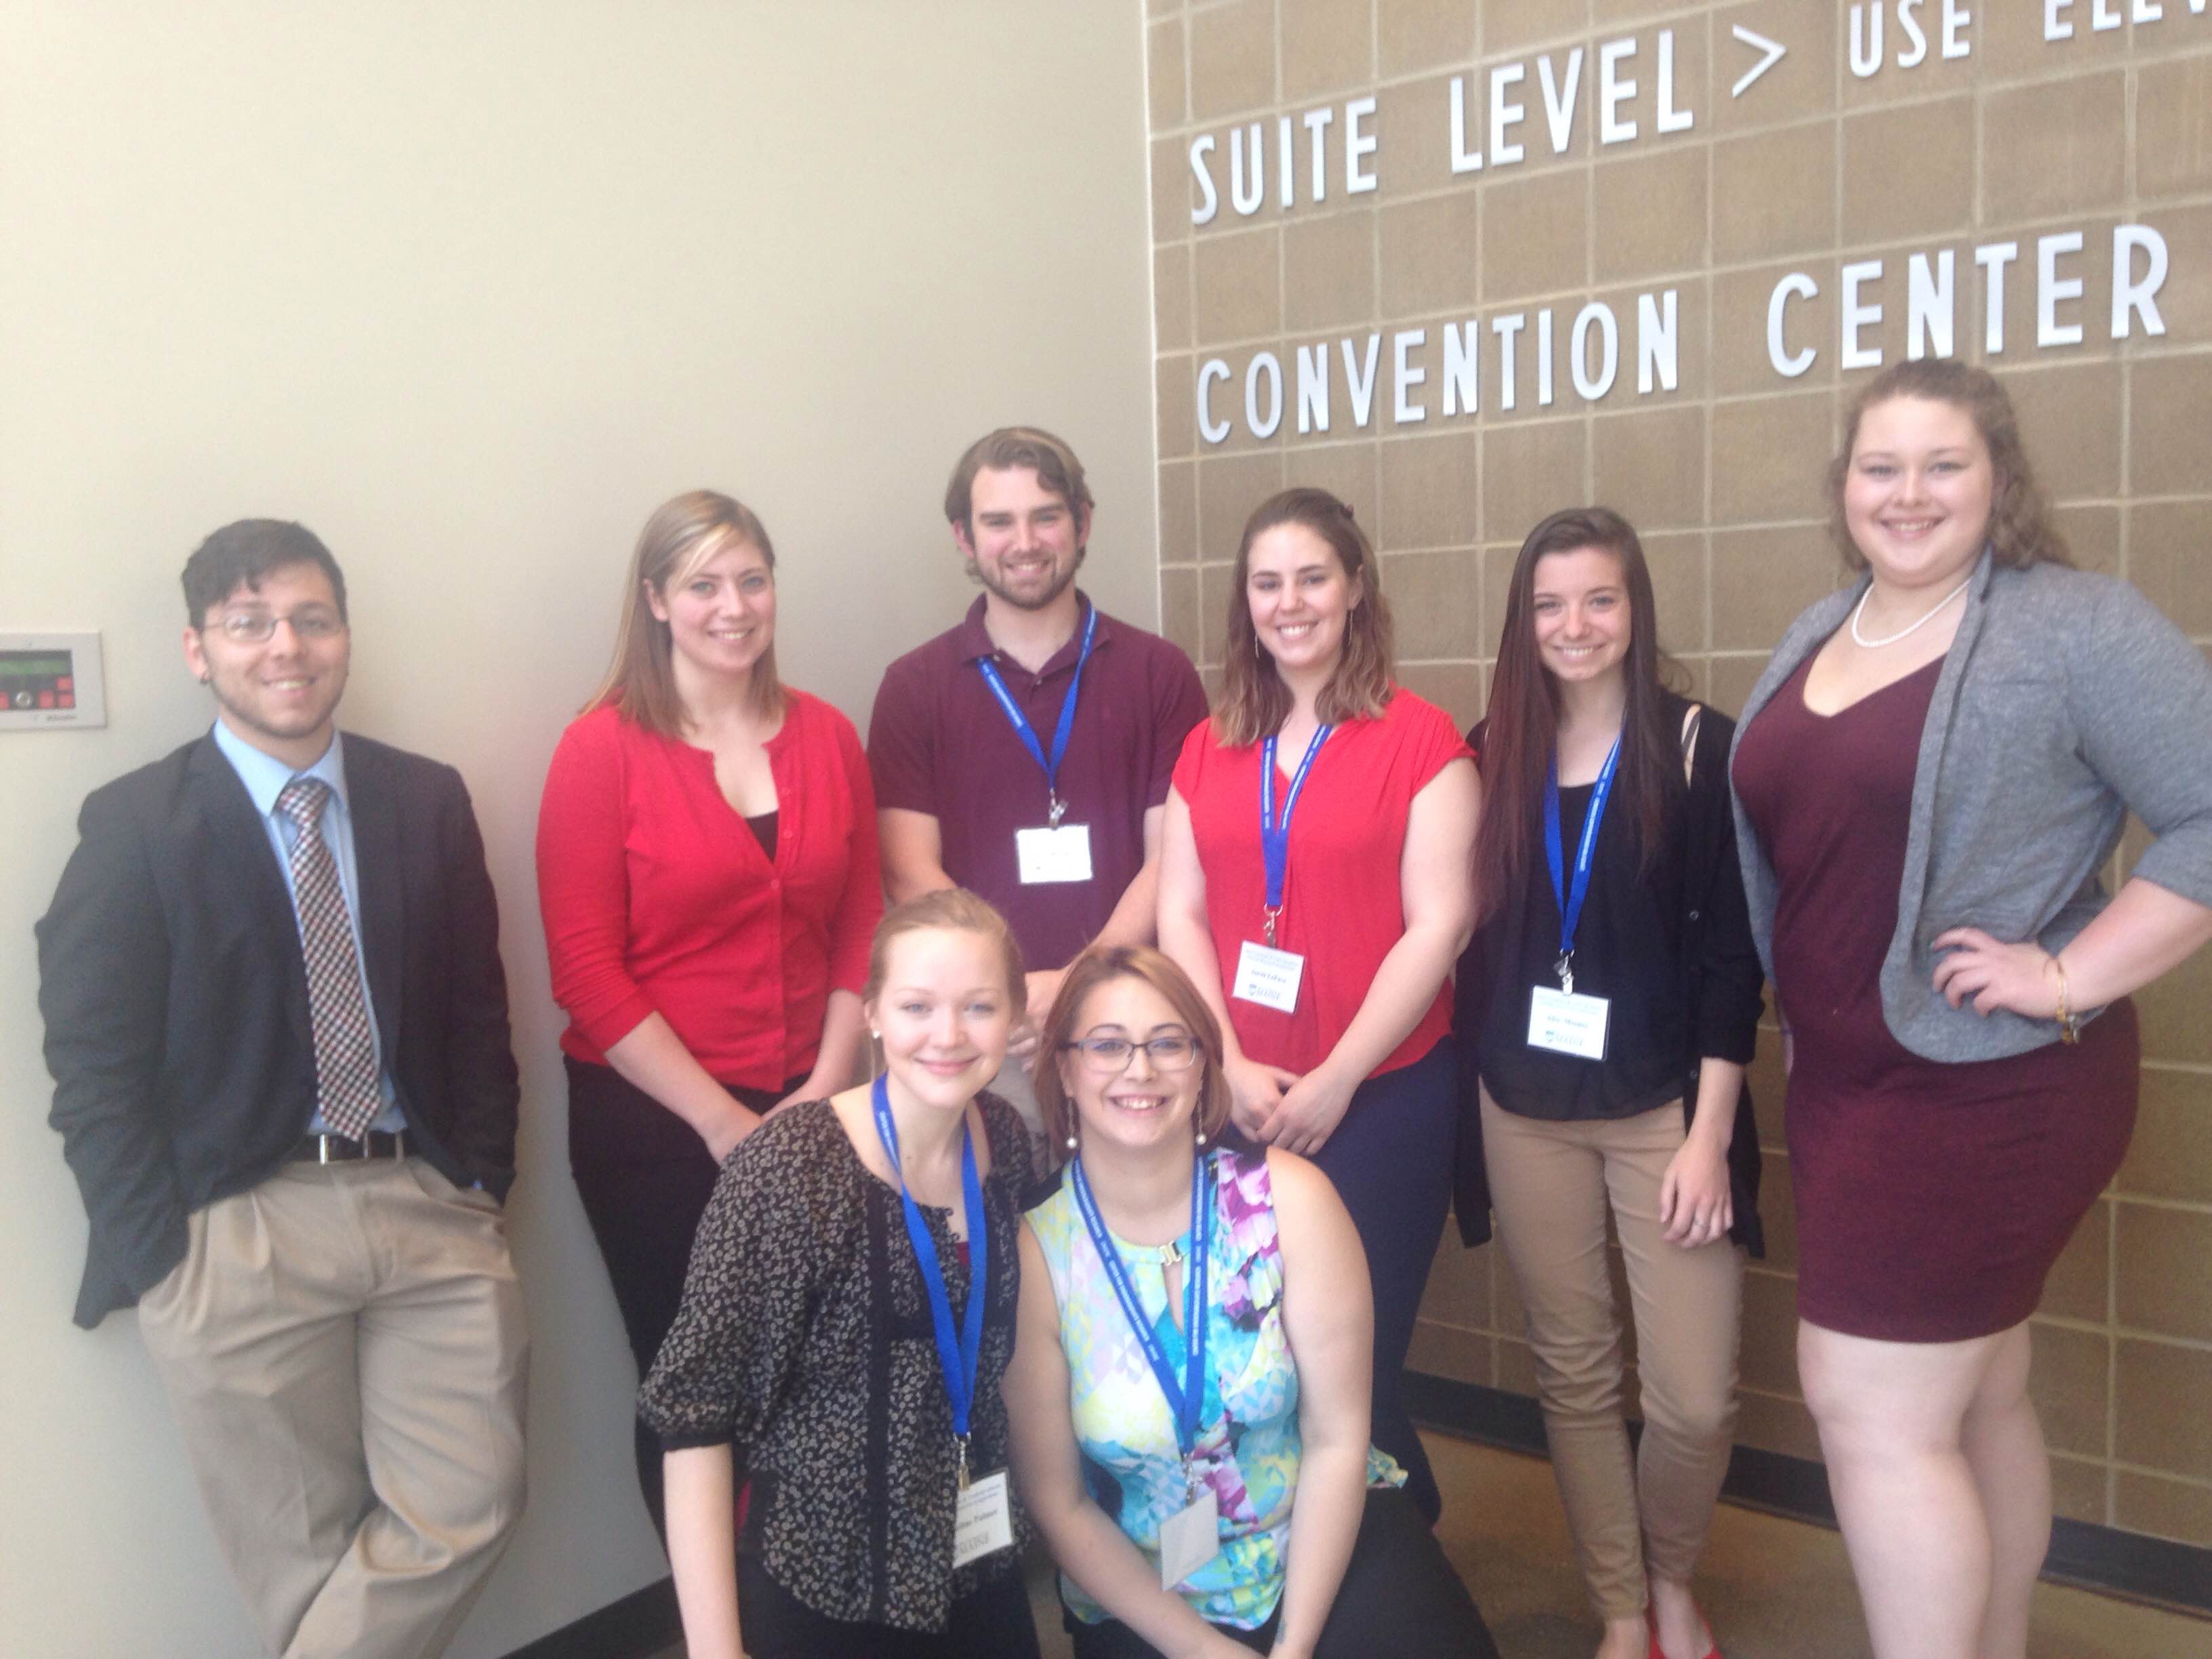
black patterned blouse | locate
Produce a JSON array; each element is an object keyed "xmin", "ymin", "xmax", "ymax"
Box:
[{"xmin": 639, "ymin": 1093, "xmax": 1036, "ymax": 1631}]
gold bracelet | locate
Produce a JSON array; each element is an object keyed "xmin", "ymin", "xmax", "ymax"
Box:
[{"xmin": 2051, "ymin": 954, "xmax": 2081, "ymax": 1046}]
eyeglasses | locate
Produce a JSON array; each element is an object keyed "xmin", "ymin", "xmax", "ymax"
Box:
[
  {"xmin": 1060, "ymin": 1033, "xmax": 1202, "ymax": 1072},
  {"xmin": 216, "ymin": 611, "xmax": 346, "ymax": 643}
]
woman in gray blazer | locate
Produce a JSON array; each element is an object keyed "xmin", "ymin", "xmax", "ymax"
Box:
[{"xmin": 1728, "ymin": 359, "xmax": 2212, "ymax": 1659}]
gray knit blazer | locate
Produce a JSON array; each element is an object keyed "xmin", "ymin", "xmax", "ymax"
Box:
[{"xmin": 1729, "ymin": 550, "xmax": 2212, "ymax": 1063}]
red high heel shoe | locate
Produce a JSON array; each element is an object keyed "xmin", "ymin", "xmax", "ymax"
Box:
[{"xmin": 1647, "ymin": 1606, "xmax": 1721, "ymax": 1659}]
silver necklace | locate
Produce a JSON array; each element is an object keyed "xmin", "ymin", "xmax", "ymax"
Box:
[{"xmin": 1849, "ymin": 575, "xmax": 1971, "ymax": 649}]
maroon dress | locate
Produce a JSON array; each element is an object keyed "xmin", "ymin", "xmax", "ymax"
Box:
[{"xmin": 1732, "ymin": 654, "xmax": 2137, "ymax": 1342}]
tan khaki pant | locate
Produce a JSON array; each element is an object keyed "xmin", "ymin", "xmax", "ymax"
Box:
[
  {"xmin": 136, "ymin": 1158, "xmax": 529, "ymax": 1659},
  {"xmin": 1480, "ymin": 1088, "xmax": 1742, "ymax": 1620}
]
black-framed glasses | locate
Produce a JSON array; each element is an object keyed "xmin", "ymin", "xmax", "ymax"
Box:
[
  {"xmin": 1060, "ymin": 1033, "xmax": 1202, "ymax": 1072},
  {"xmin": 216, "ymin": 610, "xmax": 346, "ymax": 643}
]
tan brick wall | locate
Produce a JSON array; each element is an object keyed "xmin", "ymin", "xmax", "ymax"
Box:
[{"xmin": 1146, "ymin": 0, "xmax": 2212, "ymax": 1549}]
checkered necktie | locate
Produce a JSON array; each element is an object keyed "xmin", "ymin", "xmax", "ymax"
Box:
[{"xmin": 276, "ymin": 777, "xmax": 382, "ymax": 1141}]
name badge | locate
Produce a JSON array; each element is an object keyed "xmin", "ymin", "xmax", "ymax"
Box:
[
  {"xmin": 1528, "ymin": 985, "xmax": 1610, "ymax": 1061},
  {"xmin": 951, "ymin": 1469, "xmax": 1015, "ymax": 1568},
  {"xmin": 1156, "ymin": 1488, "xmax": 1220, "ymax": 1590},
  {"xmin": 1232, "ymin": 941, "xmax": 1304, "ymax": 1013},
  {"xmin": 1015, "ymin": 824, "xmax": 1093, "ymax": 885}
]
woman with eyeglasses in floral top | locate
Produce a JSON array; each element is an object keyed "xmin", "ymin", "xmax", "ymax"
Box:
[{"xmin": 1003, "ymin": 945, "xmax": 1496, "ymax": 1659}]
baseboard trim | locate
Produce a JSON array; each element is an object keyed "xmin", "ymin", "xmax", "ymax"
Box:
[
  {"xmin": 501, "ymin": 1576, "xmax": 679, "ymax": 1659},
  {"xmin": 1404, "ymin": 1370, "xmax": 2212, "ymax": 1621}
]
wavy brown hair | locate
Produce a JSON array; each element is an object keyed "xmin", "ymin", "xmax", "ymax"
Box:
[
  {"xmin": 1472, "ymin": 508, "xmax": 1687, "ymax": 927},
  {"xmin": 1828, "ymin": 359, "xmax": 2070, "ymax": 573},
  {"xmin": 943, "ymin": 426, "xmax": 1095, "ymax": 535},
  {"xmin": 587, "ymin": 490, "xmax": 783, "ymax": 738},
  {"xmin": 1032, "ymin": 945, "xmax": 1233, "ymax": 1165},
  {"xmin": 1214, "ymin": 487, "xmax": 1395, "ymax": 746}
]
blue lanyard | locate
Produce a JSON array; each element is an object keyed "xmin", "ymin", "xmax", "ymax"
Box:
[
  {"xmin": 870, "ymin": 1076, "xmax": 988, "ymax": 1475},
  {"xmin": 1258, "ymin": 724, "xmax": 1330, "ymax": 947},
  {"xmin": 1542, "ymin": 733, "xmax": 1622, "ymax": 994},
  {"xmin": 1069, "ymin": 1151, "xmax": 1213, "ymax": 1465},
  {"xmin": 975, "ymin": 601, "xmax": 1098, "ymax": 827}
]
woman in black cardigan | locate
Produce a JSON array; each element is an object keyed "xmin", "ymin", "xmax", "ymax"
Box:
[{"xmin": 1452, "ymin": 508, "xmax": 1765, "ymax": 1659}]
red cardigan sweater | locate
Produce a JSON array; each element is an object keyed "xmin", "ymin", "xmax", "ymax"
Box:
[{"xmin": 536, "ymin": 692, "xmax": 882, "ymax": 1090}]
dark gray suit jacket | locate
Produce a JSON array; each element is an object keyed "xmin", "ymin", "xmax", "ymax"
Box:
[{"xmin": 37, "ymin": 732, "xmax": 520, "ymax": 1326}]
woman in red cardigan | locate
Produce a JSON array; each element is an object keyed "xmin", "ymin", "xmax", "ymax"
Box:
[{"xmin": 537, "ymin": 490, "xmax": 882, "ymax": 1532}]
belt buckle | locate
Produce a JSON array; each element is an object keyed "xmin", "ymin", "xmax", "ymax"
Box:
[{"xmin": 313, "ymin": 1130, "xmax": 407, "ymax": 1163}]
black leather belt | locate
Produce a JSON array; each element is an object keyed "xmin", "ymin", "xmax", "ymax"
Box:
[{"xmin": 291, "ymin": 1129, "xmax": 411, "ymax": 1163}]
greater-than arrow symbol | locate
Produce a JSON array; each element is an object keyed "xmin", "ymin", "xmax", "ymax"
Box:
[{"xmin": 1731, "ymin": 25, "xmax": 1786, "ymax": 98}]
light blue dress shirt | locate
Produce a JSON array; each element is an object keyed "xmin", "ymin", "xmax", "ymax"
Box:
[{"xmin": 211, "ymin": 721, "xmax": 406, "ymax": 1134}]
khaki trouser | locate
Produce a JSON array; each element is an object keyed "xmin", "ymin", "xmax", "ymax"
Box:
[
  {"xmin": 136, "ymin": 1158, "xmax": 529, "ymax": 1659},
  {"xmin": 1480, "ymin": 1088, "xmax": 1742, "ymax": 1621}
]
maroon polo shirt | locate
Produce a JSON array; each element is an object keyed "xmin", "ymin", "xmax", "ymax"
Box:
[{"xmin": 868, "ymin": 593, "xmax": 1208, "ymax": 971}]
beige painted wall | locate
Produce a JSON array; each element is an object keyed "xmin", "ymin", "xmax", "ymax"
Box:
[
  {"xmin": 0, "ymin": 3, "xmax": 1157, "ymax": 1654},
  {"xmin": 1145, "ymin": 0, "xmax": 2212, "ymax": 1550}
]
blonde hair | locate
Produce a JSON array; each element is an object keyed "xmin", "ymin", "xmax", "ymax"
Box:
[
  {"xmin": 1031, "ymin": 945, "xmax": 1233, "ymax": 1164},
  {"xmin": 1214, "ymin": 487, "xmax": 1395, "ymax": 746},
  {"xmin": 862, "ymin": 889, "xmax": 1027, "ymax": 1016},
  {"xmin": 587, "ymin": 491, "xmax": 783, "ymax": 737}
]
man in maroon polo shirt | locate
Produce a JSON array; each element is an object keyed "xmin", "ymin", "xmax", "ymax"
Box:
[{"xmin": 868, "ymin": 426, "xmax": 1208, "ymax": 1130}]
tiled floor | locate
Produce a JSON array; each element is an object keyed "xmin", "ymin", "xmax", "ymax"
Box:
[{"xmin": 655, "ymin": 1432, "xmax": 2210, "ymax": 1658}]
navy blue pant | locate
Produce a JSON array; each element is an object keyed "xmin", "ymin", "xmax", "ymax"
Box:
[{"xmin": 1310, "ymin": 1038, "xmax": 1458, "ymax": 1526}]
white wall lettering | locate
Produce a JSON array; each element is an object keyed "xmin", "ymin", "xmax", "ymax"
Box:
[
  {"xmin": 1842, "ymin": 260, "xmax": 1885, "ymax": 369},
  {"xmin": 1343, "ymin": 333, "xmax": 1382, "ymax": 426},
  {"xmin": 1189, "ymin": 135, "xmax": 1218, "ymax": 226},
  {"xmin": 1230, "ymin": 123, "xmax": 1265, "ymax": 216},
  {"xmin": 1490, "ymin": 63, "xmax": 1527, "ymax": 167},
  {"xmin": 1297, "ymin": 344, "xmax": 1330, "ymax": 434},
  {"xmin": 1637, "ymin": 291, "xmax": 1679, "ymax": 394},
  {"xmin": 2112, "ymin": 225, "xmax": 2169, "ymax": 338},
  {"xmin": 1599, "ymin": 37, "xmax": 1639, "ymax": 144},
  {"xmin": 1908, "ymin": 250, "xmax": 1957, "ymax": 359},
  {"xmin": 1197, "ymin": 359, "xmax": 1231, "ymax": 443},
  {"xmin": 1345, "ymin": 97, "xmax": 1379, "ymax": 194},
  {"xmin": 2038, "ymin": 231, "xmax": 2086, "ymax": 346},
  {"xmin": 1539, "ymin": 50, "xmax": 1584, "ymax": 154},
  {"xmin": 1572, "ymin": 304, "xmax": 1620, "ymax": 400},
  {"xmin": 1769, "ymin": 273, "xmax": 1820, "ymax": 377},
  {"xmin": 1246, "ymin": 352, "xmax": 1284, "ymax": 438},
  {"xmin": 1443, "ymin": 321, "xmax": 1480, "ymax": 415},
  {"xmin": 1976, "ymin": 241, "xmax": 2019, "ymax": 353},
  {"xmin": 1393, "ymin": 329, "xmax": 1429, "ymax": 424}
]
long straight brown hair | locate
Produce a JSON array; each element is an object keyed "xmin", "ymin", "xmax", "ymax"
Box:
[
  {"xmin": 587, "ymin": 490, "xmax": 783, "ymax": 737},
  {"xmin": 1213, "ymin": 487, "xmax": 1395, "ymax": 746},
  {"xmin": 1472, "ymin": 507, "xmax": 1684, "ymax": 926}
]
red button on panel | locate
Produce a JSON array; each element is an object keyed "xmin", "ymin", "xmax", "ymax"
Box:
[
  {"xmin": 58, "ymin": 693, "xmax": 75, "ymax": 708},
  {"xmin": 57, "ymin": 676, "xmax": 73, "ymax": 693},
  {"xmin": 39, "ymin": 691, "xmax": 56, "ymax": 708}
]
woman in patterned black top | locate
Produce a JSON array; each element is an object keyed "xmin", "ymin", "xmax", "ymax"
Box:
[{"xmin": 640, "ymin": 888, "xmax": 1044, "ymax": 1658}]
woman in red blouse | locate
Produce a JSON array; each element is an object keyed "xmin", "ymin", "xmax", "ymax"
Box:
[
  {"xmin": 1158, "ymin": 487, "xmax": 1479, "ymax": 1526},
  {"xmin": 537, "ymin": 489, "xmax": 882, "ymax": 1532}
]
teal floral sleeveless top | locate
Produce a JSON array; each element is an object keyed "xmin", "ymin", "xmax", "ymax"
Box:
[{"xmin": 1025, "ymin": 1145, "xmax": 1403, "ymax": 1630}]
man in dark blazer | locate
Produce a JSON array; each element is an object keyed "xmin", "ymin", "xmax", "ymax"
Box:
[{"xmin": 37, "ymin": 520, "xmax": 527, "ymax": 1659}]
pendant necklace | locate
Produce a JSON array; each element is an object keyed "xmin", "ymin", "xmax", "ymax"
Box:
[{"xmin": 1849, "ymin": 575, "xmax": 1971, "ymax": 649}]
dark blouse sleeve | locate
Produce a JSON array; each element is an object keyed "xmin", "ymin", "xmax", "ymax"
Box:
[
  {"xmin": 639, "ymin": 1109, "xmax": 834, "ymax": 1455},
  {"xmin": 1689, "ymin": 706, "xmax": 1764, "ymax": 1065},
  {"xmin": 979, "ymin": 1093, "xmax": 1044, "ymax": 1210}
]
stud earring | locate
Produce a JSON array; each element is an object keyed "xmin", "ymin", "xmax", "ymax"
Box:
[
  {"xmin": 1064, "ymin": 1120, "xmax": 1079, "ymax": 1153},
  {"xmin": 1195, "ymin": 1120, "xmax": 1208, "ymax": 1148}
]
